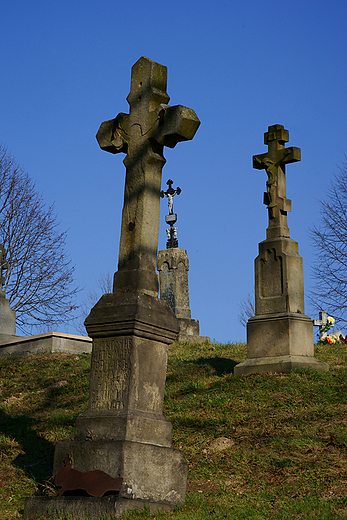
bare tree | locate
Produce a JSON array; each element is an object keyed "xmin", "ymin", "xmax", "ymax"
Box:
[
  {"xmin": 0, "ymin": 145, "xmax": 78, "ymax": 333},
  {"xmin": 238, "ymin": 292, "xmax": 255, "ymax": 328},
  {"xmin": 310, "ymin": 159, "xmax": 347, "ymax": 326},
  {"xmin": 75, "ymin": 272, "xmax": 113, "ymax": 336}
]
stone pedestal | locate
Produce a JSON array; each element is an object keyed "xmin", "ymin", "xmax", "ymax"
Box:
[
  {"xmin": 157, "ymin": 248, "xmax": 208, "ymax": 342},
  {"xmin": 235, "ymin": 236, "xmax": 328, "ymax": 376},
  {"xmin": 25, "ymin": 290, "xmax": 187, "ymax": 518}
]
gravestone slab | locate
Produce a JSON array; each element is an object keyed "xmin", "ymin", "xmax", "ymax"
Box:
[
  {"xmin": 0, "ymin": 245, "xmax": 16, "ymax": 335},
  {"xmin": 24, "ymin": 56, "xmax": 200, "ymax": 518},
  {"xmin": 0, "ymin": 331, "xmax": 92, "ymax": 356},
  {"xmin": 235, "ymin": 125, "xmax": 328, "ymax": 376}
]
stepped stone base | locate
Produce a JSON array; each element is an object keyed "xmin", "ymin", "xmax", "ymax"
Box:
[
  {"xmin": 52, "ymin": 439, "xmax": 187, "ymax": 504},
  {"xmin": 0, "ymin": 332, "xmax": 92, "ymax": 357},
  {"xmin": 24, "ymin": 495, "xmax": 172, "ymax": 519},
  {"xmin": 177, "ymin": 317, "xmax": 210, "ymax": 343},
  {"xmin": 178, "ymin": 335, "xmax": 210, "ymax": 343},
  {"xmin": 235, "ymin": 312, "xmax": 328, "ymax": 376},
  {"xmin": 24, "ymin": 439, "xmax": 187, "ymax": 518},
  {"xmin": 234, "ymin": 354, "xmax": 329, "ymax": 376}
]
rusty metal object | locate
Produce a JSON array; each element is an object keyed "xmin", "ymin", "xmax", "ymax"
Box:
[{"xmin": 55, "ymin": 456, "xmax": 123, "ymax": 497}]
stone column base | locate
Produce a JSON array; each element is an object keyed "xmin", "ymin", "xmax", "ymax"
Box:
[
  {"xmin": 177, "ymin": 317, "xmax": 200, "ymax": 336},
  {"xmin": 24, "ymin": 440, "xmax": 187, "ymax": 518},
  {"xmin": 234, "ymin": 311, "xmax": 329, "ymax": 376},
  {"xmin": 234, "ymin": 354, "xmax": 329, "ymax": 376}
]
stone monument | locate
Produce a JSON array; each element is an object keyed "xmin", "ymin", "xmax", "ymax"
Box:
[
  {"xmin": 234, "ymin": 124, "xmax": 328, "ymax": 376},
  {"xmin": 157, "ymin": 180, "xmax": 208, "ymax": 342},
  {"xmin": 0, "ymin": 245, "xmax": 16, "ymax": 338},
  {"xmin": 24, "ymin": 56, "xmax": 200, "ymax": 518}
]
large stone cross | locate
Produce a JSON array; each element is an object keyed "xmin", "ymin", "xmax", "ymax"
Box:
[
  {"xmin": 96, "ymin": 57, "xmax": 200, "ymax": 296},
  {"xmin": 253, "ymin": 124, "xmax": 301, "ymax": 239}
]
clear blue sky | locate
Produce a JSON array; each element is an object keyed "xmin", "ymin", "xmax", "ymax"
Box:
[{"xmin": 1, "ymin": 0, "xmax": 347, "ymax": 342}]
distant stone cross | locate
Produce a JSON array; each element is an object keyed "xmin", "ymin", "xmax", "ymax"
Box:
[
  {"xmin": 313, "ymin": 311, "xmax": 328, "ymax": 337},
  {"xmin": 160, "ymin": 179, "xmax": 181, "ymax": 215},
  {"xmin": 253, "ymin": 124, "xmax": 301, "ymax": 239},
  {"xmin": 96, "ymin": 57, "xmax": 200, "ymax": 296}
]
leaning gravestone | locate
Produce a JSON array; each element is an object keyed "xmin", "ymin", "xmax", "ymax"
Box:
[
  {"xmin": 234, "ymin": 124, "xmax": 328, "ymax": 376},
  {"xmin": 24, "ymin": 56, "xmax": 200, "ymax": 518},
  {"xmin": 0, "ymin": 245, "xmax": 16, "ymax": 337}
]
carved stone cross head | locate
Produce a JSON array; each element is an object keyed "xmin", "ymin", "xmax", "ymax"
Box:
[
  {"xmin": 95, "ymin": 57, "xmax": 200, "ymax": 296},
  {"xmin": 253, "ymin": 124, "xmax": 301, "ymax": 239},
  {"xmin": 96, "ymin": 57, "xmax": 200, "ymax": 158}
]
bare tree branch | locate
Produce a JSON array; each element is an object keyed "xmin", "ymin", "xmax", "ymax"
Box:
[
  {"xmin": 0, "ymin": 145, "xmax": 78, "ymax": 334},
  {"xmin": 309, "ymin": 159, "xmax": 347, "ymax": 327},
  {"xmin": 238, "ymin": 292, "xmax": 255, "ymax": 328},
  {"xmin": 74, "ymin": 272, "xmax": 113, "ymax": 336}
]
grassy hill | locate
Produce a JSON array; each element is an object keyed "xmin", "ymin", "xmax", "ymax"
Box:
[{"xmin": 0, "ymin": 340, "xmax": 346, "ymax": 519}]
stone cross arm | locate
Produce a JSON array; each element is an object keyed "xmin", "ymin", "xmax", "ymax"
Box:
[
  {"xmin": 95, "ymin": 113, "xmax": 129, "ymax": 155},
  {"xmin": 96, "ymin": 105, "xmax": 200, "ymax": 154},
  {"xmin": 154, "ymin": 104, "xmax": 200, "ymax": 148},
  {"xmin": 253, "ymin": 146, "xmax": 301, "ymax": 171}
]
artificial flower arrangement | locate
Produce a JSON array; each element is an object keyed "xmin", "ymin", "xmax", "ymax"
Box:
[
  {"xmin": 321, "ymin": 335, "xmax": 339, "ymax": 344},
  {"xmin": 318, "ymin": 316, "xmax": 347, "ymax": 344},
  {"xmin": 321, "ymin": 316, "xmax": 335, "ymax": 335}
]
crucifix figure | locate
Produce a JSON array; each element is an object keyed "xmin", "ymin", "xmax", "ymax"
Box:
[
  {"xmin": 96, "ymin": 57, "xmax": 200, "ymax": 297},
  {"xmin": 253, "ymin": 124, "xmax": 301, "ymax": 239},
  {"xmin": 161, "ymin": 179, "xmax": 181, "ymax": 248},
  {"xmin": 160, "ymin": 179, "xmax": 181, "ymax": 215}
]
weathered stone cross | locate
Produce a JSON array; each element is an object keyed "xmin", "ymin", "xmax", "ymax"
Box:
[
  {"xmin": 313, "ymin": 311, "xmax": 328, "ymax": 337},
  {"xmin": 96, "ymin": 57, "xmax": 200, "ymax": 297},
  {"xmin": 253, "ymin": 124, "xmax": 301, "ymax": 239}
]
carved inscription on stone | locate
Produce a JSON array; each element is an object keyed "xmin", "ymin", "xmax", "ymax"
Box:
[
  {"xmin": 260, "ymin": 248, "xmax": 283, "ymax": 298},
  {"xmin": 90, "ymin": 338, "xmax": 131, "ymax": 411}
]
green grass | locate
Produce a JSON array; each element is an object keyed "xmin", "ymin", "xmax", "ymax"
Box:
[{"xmin": 0, "ymin": 341, "xmax": 347, "ymax": 519}]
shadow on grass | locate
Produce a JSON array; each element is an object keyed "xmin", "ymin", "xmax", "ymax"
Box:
[
  {"xmin": 192, "ymin": 357, "xmax": 238, "ymax": 376},
  {"xmin": 0, "ymin": 408, "xmax": 54, "ymax": 485}
]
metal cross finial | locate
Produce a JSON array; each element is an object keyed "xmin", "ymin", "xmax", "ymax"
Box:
[
  {"xmin": 161, "ymin": 179, "xmax": 181, "ymax": 248},
  {"xmin": 160, "ymin": 179, "xmax": 181, "ymax": 215}
]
